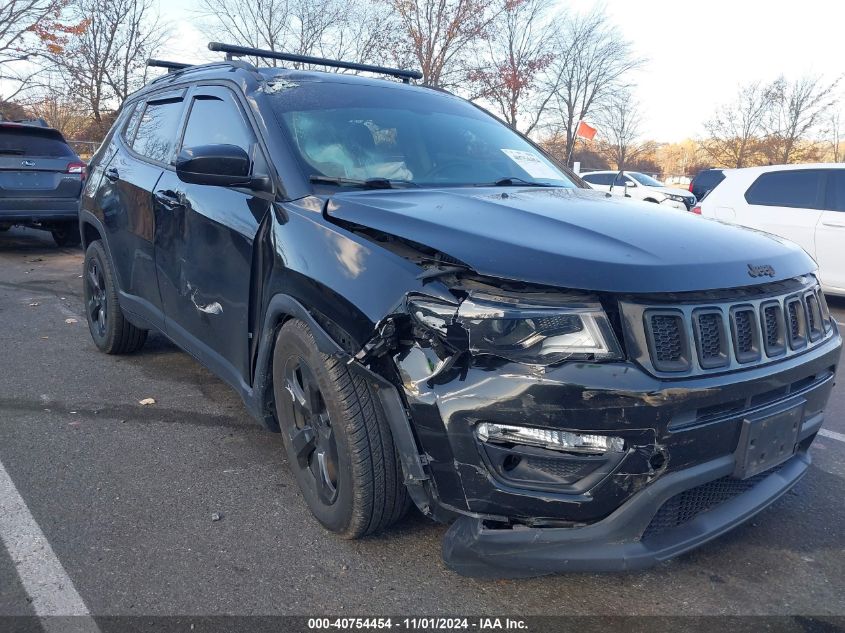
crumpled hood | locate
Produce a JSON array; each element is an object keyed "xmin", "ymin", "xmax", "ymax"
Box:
[{"xmin": 325, "ymin": 187, "xmax": 816, "ymax": 293}]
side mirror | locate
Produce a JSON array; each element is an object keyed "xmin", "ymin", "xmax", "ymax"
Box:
[{"xmin": 175, "ymin": 144, "xmax": 252, "ymax": 187}]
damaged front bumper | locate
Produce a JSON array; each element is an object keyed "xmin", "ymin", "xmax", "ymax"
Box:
[
  {"xmin": 442, "ymin": 448, "xmax": 811, "ymax": 577},
  {"xmin": 387, "ymin": 323, "xmax": 840, "ymax": 576}
]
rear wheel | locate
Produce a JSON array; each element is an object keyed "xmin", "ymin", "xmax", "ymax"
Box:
[
  {"xmin": 272, "ymin": 319, "xmax": 408, "ymax": 538},
  {"xmin": 51, "ymin": 222, "xmax": 81, "ymax": 247},
  {"xmin": 83, "ymin": 240, "xmax": 147, "ymax": 354}
]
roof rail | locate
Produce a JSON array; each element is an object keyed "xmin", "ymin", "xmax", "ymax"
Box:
[
  {"xmin": 207, "ymin": 42, "xmax": 423, "ymax": 83},
  {"xmin": 147, "ymin": 59, "xmax": 192, "ymax": 73}
]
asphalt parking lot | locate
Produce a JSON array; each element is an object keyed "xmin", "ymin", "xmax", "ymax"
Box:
[{"xmin": 1, "ymin": 227, "xmax": 844, "ymax": 622}]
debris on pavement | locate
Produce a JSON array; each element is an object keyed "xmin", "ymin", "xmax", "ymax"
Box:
[
  {"xmin": 138, "ymin": 398, "xmax": 156, "ymax": 406},
  {"xmin": 65, "ymin": 318, "xmax": 78, "ymax": 324}
]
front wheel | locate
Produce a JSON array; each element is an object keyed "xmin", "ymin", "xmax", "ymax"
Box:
[
  {"xmin": 272, "ymin": 319, "xmax": 408, "ymax": 538},
  {"xmin": 83, "ymin": 240, "xmax": 147, "ymax": 354},
  {"xmin": 51, "ymin": 222, "xmax": 82, "ymax": 247}
]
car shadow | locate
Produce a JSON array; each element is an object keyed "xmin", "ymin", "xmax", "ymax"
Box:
[{"xmin": 0, "ymin": 225, "xmax": 76, "ymax": 253}]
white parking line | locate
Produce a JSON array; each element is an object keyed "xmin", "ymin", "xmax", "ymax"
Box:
[
  {"xmin": 0, "ymin": 458, "xmax": 100, "ymax": 631},
  {"xmin": 819, "ymin": 428, "xmax": 845, "ymax": 444}
]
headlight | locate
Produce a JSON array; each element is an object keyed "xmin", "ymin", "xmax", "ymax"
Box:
[
  {"xmin": 664, "ymin": 194, "xmax": 685, "ymax": 203},
  {"xmin": 408, "ymin": 292, "xmax": 623, "ymax": 366}
]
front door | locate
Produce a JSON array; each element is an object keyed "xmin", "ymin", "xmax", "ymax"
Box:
[{"xmin": 153, "ymin": 85, "xmax": 272, "ymax": 385}]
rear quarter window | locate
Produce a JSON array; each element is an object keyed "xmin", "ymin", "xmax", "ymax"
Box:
[
  {"xmin": 0, "ymin": 129, "xmax": 74, "ymax": 157},
  {"xmin": 744, "ymin": 170, "xmax": 824, "ymax": 209}
]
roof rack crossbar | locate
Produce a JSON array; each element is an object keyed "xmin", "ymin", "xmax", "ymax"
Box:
[
  {"xmin": 207, "ymin": 42, "xmax": 422, "ymax": 82},
  {"xmin": 147, "ymin": 59, "xmax": 192, "ymax": 73}
]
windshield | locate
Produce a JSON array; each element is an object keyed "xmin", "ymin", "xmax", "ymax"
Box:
[
  {"xmin": 629, "ymin": 172, "xmax": 664, "ymax": 187},
  {"xmin": 267, "ymin": 79, "xmax": 579, "ymax": 189}
]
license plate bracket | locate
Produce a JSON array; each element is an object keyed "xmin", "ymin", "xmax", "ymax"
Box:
[{"xmin": 732, "ymin": 400, "xmax": 804, "ymax": 479}]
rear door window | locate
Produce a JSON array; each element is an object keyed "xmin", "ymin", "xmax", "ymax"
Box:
[
  {"xmin": 131, "ymin": 98, "xmax": 184, "ymax": 164},
  {"xmin": 0, "ymin": 129, "xmax": 74, "ymax": 157},
  {"xmin": 744, "ymin": 170, "xmax": 824, "ymax": 209}
]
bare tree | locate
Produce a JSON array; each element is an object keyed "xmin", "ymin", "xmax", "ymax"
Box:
[
  {"xmin": 198, "ymin": 0, "xmax": 393, "ymax": 69},
  {"xmin": 0, "ymin": 0, "xmax": 76, "ymax": 99},
  {"xmin": 539, "ymin": 8, "xmax": 641, "ymax": 160},
  {"xmin": 466, "ymin": 0, "xmax": 554, "ymax": 130},
  {"xmin": 596, "ymin": 90, "xmax": 654, "ymax": 170},
  {"xmin": 388, "ymin": 0, "xmax": 500, "ymax": 87},
  {"xmin": 197, "ymin": 0, "xmax": 290, "ymax": 65},
  {"xmin": 702, "ymin": 82, "xmax": 770, "ymax": 168},
  {"xmin": 49, "ymin": 0, "xmax": 166, "ymax": 125},
  {"xmin": 830, "ymin": 111, "xmax": 842, "ymax": 163},
  {"xmin": 763, "ymin": 74, "xmax": 841, "ymax": 164},
  {"xmin": 28, "ymin": 89, "xmax": 89, "ymax": 138}
]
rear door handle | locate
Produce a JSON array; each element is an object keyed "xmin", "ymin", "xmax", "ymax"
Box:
[
  {"xmin": 104, "ymin": 168, "xmax": 119, "ymax": 182},
  {"xmin": 154, "ymin": 189, "xmax": 185, "ymax": 210},
  {"xmin": 822, "ymin": 220, "xmax": 845, "ymax": 228}
]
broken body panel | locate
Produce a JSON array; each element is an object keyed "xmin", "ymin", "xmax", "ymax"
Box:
[{"xmin": 79, "ymin": 63, "xmax": 842, "ymax": 577}]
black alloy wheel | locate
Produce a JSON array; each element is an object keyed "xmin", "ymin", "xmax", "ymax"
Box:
[
  {"xmin": 284, "ymin": 356, "xmax": 340, "ymax": 505},
  {"xmin": 86, "ymin": 256, "xmax": 108, "ymax": 339}
]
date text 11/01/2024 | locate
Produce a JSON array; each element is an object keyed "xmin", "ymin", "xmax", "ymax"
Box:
[{"xmin": 307, "ymin": 618, "xmax": 528, "ymax": 630}]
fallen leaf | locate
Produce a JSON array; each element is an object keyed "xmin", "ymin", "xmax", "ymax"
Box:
[
  {"xmin": 138, "ymin": 398, "xmax": 156, "ymax": 406},
  {"xmin": 65, "ymin": 318, "xmax": 78, "ymax": 324}
]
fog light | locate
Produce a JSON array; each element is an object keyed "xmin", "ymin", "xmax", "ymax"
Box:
[{"xmin": 476, "ymin": 422, "xmax": 624, "ymax": 454}]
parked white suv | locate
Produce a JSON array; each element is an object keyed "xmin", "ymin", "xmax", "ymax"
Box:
[
  {"xmin": 581, "ymin": 170, "xmax": 696, "ymax": 211},
  {"xmin": 696, "ymin": 164, "xmax": 845, "ymax": 297}
]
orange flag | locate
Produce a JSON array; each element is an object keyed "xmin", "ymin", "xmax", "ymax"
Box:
[{"xmin": 576, "ymin": 120, "xmax": 597, "ymax": 140}]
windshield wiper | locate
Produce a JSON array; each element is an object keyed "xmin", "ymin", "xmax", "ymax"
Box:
[
  {"xmin": 489, "ymin": 177, "xmax": 556, "ymax": 187},
  {"xmin": 309, "ymin": 175, "xmax": 419, "ymax": 189},
  {"xmin": 0, "ymin": 149, "xmax": 25, "ymax": 155}
]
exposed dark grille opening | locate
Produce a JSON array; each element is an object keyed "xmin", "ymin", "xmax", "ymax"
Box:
[
  {"xmin": 697, "ymin": 313, "xmax": 722, "ymax": 359},
  {"xmin": 764, "ymin": 306, "xmax": 779, "ymax": 347},
  {"xmin": 734, "ymin": 310, "xmax": 753, "ymax": 354},
  {"xmin": 650, "ymin": 314, "xmax": 683, "ymax": 362},
  {"xmin": 642, "ymin": 463, "xmax": 786, "ymax": 540},
  {"xmin": 786, "ymin": 298, "xmax": 806, "ymax": 349},
  {"xmin": 788, "ymin": 301, "xmax": 800, "ymax": 338},
  {"xmin": 806, "ymin": 293, "xmax": 823, "ymax": 341}
]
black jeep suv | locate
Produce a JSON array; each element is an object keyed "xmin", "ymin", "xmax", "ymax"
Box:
[{"xmin": 79, "ymin": 44, "xmax": 841, "ymax": 578}]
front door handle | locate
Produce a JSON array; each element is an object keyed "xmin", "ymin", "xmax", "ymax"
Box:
[
  {"xmin": 822, "ymin": 220, "xmax": 845, "ymax": 228},
  {"xmin": 105, "ymin": 168, "xmax": 119, "ymax": 182},
  {"xmin": 154, "ymin": 189, "xmax": 185, "ymax": 210}
]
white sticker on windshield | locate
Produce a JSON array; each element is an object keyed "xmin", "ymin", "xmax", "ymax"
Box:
[{"xmin": 501, "ymin": 149, "xmax": 560, "ymax": 180}]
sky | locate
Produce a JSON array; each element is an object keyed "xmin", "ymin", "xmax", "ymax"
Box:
[{"xmin": 156, "ymin": 0, "xmax": 845, "ymax": 142}]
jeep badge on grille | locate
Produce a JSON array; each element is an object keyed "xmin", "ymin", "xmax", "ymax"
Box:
[{"xmin": 748, "ymin": 263, "xmax": 776, "ymax": 278}]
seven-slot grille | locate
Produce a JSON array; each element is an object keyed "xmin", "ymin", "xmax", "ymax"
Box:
[{"xmin": 637, "ymin": 286, "xmax": 833, "ymax": 374}]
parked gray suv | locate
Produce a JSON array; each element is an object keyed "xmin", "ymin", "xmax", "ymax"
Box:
[{"xmin": 0, "ymin": 121, "xmax": 86, "ymax": 246}]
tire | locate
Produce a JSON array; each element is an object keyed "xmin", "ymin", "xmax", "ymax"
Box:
[
  {"xmin": 83, "ymin": 240, "xmax": 147, "ymax": 354},
  {"xmin": 51, "ymin": 222, "xmax": 82, "ymax": 247},
  {"xmin": 272, "ymin": 319, "xmax": 408, "ymax": 538}
]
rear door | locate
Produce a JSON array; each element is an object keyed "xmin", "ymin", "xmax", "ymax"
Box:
[
  {"xmin": 153, "ymin": 84, "xmax": 272, "ymax": 383},
  {"xmin": 738, "ymin": 169, "xmax": 825, "ymax": 256},
  {"xmin": 0, "ymin": 125, "xmax": 82, "ymax": 204},
  {"xmin": 816, "ymin": 169, "xmax": 845, "ymax": 292},
  {"xmin": 98, "ymin": 89, "xmax": 187, "ymax": 326}
]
